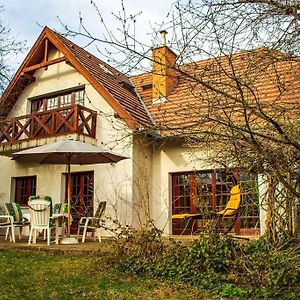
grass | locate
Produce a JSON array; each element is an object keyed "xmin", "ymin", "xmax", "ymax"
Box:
[{"xmin": 0, "ymin": 249, "xmax": 211, "ymax": 300}]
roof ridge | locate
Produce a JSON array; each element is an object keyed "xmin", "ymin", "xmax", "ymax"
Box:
[{"xmin": 131, "ymin": 46, "xmax": 292, "ymax": 79}]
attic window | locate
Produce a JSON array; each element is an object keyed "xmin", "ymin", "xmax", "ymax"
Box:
[
  {"xmin": 99, "ymin": 63, "xmax": 114, "ymax": 76},
  {"xmin": 119, "ymin": 80, "xmax": 135, "ymax": 92},
  {"xmin": 142, "ymin": 83, "xmax": 152, "ymax": 90}
]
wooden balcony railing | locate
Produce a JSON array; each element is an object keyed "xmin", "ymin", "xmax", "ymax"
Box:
[{"xmin": 0, "ymin": 104, "xmax": 97, "ymax": 145}]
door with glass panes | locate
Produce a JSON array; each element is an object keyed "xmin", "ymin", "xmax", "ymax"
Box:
[
  {"xmin": 65, "ymin": 171, "xmax": 94, "ymax": 232},
  {"xmin": 171, "ymin": 170, "xmax": 259, "ymax": 235}
]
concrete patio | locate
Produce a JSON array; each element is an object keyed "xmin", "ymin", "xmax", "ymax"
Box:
[
  {"xmin": 0, "ymin": 231, "xmax": 258, "ymax": 255},
  {"xmin": 0, "ymin": 235, "xmax": 113, "ymax": 253}
]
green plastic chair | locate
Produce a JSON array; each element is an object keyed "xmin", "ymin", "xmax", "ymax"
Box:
[
  {"xmin": 0, "ymin": 206, "xmax": 15, "ymax": 243},
  {"xmin": 52, "ymin": 202, "xmax": 68, "ymax": 237},
  {"xmin": 3, "ymin": 203, "xmax": 30, "ymax": 240},
  {"xmin": 77, "ymin": 201, "xmax": 106, "ymax": 243},
  {"xmin": 53, "ymin": 203, "xmax": 62, "ymax": 214}
]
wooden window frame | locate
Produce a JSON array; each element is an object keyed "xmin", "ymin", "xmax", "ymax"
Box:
[
  {"xmin": 30, "ymin": 86, "xmax": 86, "ymax": 113},
  {"xmin": 171, "ymin": 169, "xmax": 259, "ymax": 235},
  {"xmin": 14, "ymin": 176, "xmax": 37, "ymax": 206}
]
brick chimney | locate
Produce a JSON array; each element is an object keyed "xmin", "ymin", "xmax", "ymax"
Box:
[{"xmin": 152, "ymin": 30, "xmax": 177, "ymax": 103}]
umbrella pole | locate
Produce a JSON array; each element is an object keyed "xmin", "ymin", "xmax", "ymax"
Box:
[
  {"xmin": 67, "ymin": 161, "xmax": 71, "ymax": 236},
  {"xmin": 61, "ymin": 155, "xmax": 79, "ymax": 244}
]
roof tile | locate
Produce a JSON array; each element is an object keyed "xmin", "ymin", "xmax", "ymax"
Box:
[
  {"xmin": 131, "ymin": 48, "xmax": 300, "ymax": 136},
  {"xmin": 54, "ymin": 32, "xmax": 153, "ymax": 128}
]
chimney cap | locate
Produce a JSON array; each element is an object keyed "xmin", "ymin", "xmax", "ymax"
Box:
[
  {"xmin": 159, "ymin": 30, "xmax": 168, "ymax": 46},
  {"xmin": 159, "ymin": 30, "xmax": 168, "ymax": 34}
]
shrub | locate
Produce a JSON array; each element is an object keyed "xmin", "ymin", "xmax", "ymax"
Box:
[
  {"xmin": 235, "ymin": 238, "xmax": 300, "ymax": 299},
  {"xmin": 111, "ymin": 220, "xmax": 165, "ymax": 274},
  {"xmin": 108, "ymin": 221, "xmax": 300, "ymax": 299}
]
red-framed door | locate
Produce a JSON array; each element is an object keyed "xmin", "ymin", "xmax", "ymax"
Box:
[
  {"xmin": 171, "ymin": 171, "xmax": 215, "ymax": 235},
  {"xmin": 65, "ymin": 171, "xmax": 94, "ymax": 232}
]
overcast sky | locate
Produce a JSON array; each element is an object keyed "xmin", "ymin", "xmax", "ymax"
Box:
[{"xmin": 1, "ymin": 0, "xmax": 176, "ymax": 71}]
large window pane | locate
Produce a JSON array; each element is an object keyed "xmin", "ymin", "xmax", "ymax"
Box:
[
  {"xmin": 14, "ymin": 176, "xmax": 37, "ymax": 206},
  {"xmin": 30, "ymin": 88, "xmax": 85, "ymax": 113},
  {"xmin": 171, "ymin": 169, "xmax": 259, "ymax": 235}
]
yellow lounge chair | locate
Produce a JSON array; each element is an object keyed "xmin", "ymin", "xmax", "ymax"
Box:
[{"xmin": 172, "ymin": 185, "xmax": 241, "ymax": 234}]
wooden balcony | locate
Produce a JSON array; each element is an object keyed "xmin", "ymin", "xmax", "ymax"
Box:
[{"xmin": 0, "ymin": 104, "xmax": 97, "ymax": 145}]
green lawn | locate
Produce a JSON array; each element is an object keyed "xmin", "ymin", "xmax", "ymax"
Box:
[{"xmin": 0, "ymin": 249, "xmax": 210, "ymax": 300}]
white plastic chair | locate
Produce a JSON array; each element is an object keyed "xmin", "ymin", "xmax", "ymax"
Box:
[
  {"xmin": 28, "ymin": 199, "xmax": 53, "ymax": 246},
  {"xmin": 77, "ymin": 201, "xmax": 106, "ymax": 243}
]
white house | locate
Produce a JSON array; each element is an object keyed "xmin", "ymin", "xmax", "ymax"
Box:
[{"xmin": 2, "ymin": 27, "xmax": 297, "ymax": 237}]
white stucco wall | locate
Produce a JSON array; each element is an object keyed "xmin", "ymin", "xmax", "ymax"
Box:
[
  {"xmin": 131, "ymin": 135, "xmax": 154, "ymax": 227},
  {"xmin": 150, "ymin": 142, "xmax": 211, "ymax": 235},
  {"xmin": 258, "ymin": 175, "xmax": 268, "ymax": 235},
  {"xmin": 0, "ymin": 48, "xmax": 134, "ymax": 227}
]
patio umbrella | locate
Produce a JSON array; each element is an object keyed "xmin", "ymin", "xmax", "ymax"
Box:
[{"xmin": 12, "ymin": 139, "xmax": 127, "ymax": 243}]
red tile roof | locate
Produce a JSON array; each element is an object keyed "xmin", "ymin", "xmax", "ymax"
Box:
[
  {"xmin": 1, "ymin": 27, "xmax": 299, "ymax": 138},
  {"xmin": 131, "ymin": 48, "xmax": 300, "ymax": 136}
]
